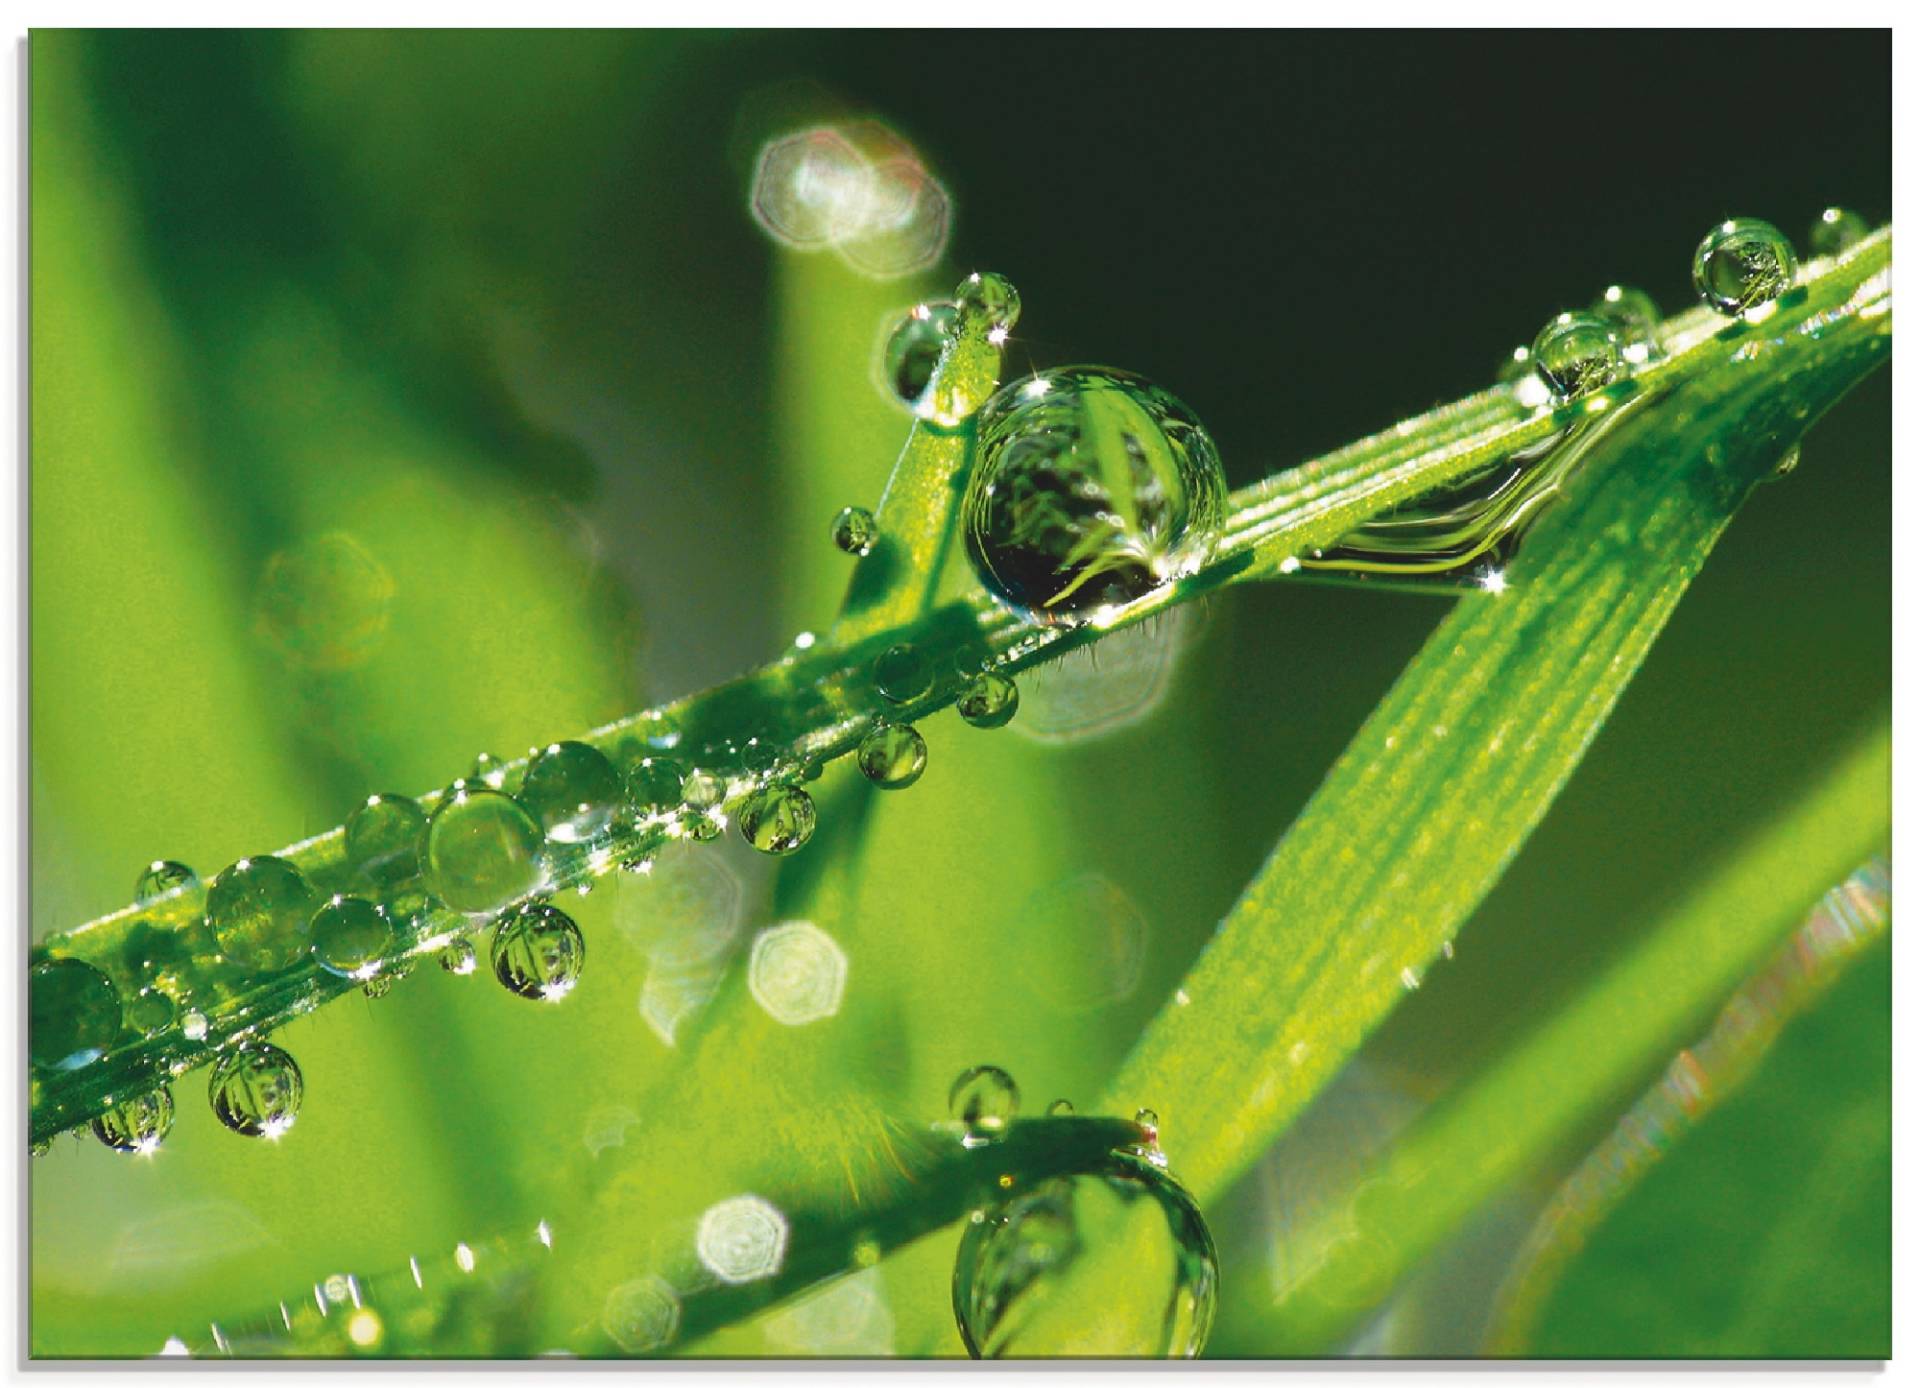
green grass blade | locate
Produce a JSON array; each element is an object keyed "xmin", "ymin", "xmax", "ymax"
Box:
[
  {"xmin": 1100, "ymin": 236, "xmax": 1892, "ymax": 1205},
  {"xmin": 1234, "ymin": 717, "xmax": 1888, "ymax": 1352}
]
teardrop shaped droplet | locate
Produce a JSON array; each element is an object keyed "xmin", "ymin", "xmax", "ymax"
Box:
[
  {"xmin": 1530, "ymin": 312, "xmax": 1624, "ymax": 401},
  {"xmin": 874, "ymin": 644, "xmax": 932, "ymax": 703},
  {"xmin": 956, "ymin": 670, "xmax": 1019, "ymax": 729},
  {"xmin": 963, "ymin": 367, "xmax": 1228, "ymax": 626},
  {"xmin": 92, "ymin": 1086, "xmax": 176, "ymax": 1154},
  {"xmin": 737, "ymin": 785, "xmax": 818, "ymax": 855},
  {"xmin": 344, "ymin": 793, "xmax": 427, "ymax": 890},
  {"xmin": 857, "ymin": 723, "xmax": 927, "ymax": 790},
  {"xmin": 831, "ymin": 505, "xmax": 879, "ymax": 557},
  {"xmin": 1692, "ymin": 217, "xmax": 1798, "ymax": 316},
  {"xmin": 949, "ymin": 1064, "xmax": 1019, "ymax": 1141},
  {"xmin": 627, "ymin": 757, "xmax": 689, "ymax": 820},
  {"xmin": 204, "ymin": 856, "xmax": 320, "ymax": 972},
  {"xmin": 882, "ymin": 301, "xmax": 958, "ymax": 413},
  {"xmin": 208, "ymin": 1042, "xmax": 304, "ymax": 1139},
  {"xmin": 491, "ymin": 902, "xmax": 585, "ymax": 1002},
  {"xmin": 135, "ymin": 860, "xmax": 199, "ymax": 902},
  {"xmin": 426, "ymin": 787, "xmax": 545, "ymax": 915},
  {"xmin": 309, "ymin": 895, "xmax": 393, "ymax": 980},
  {"xmin": 1809, "ymin": 206, "xmax": 1870, "ymax": 257},
  {"xmin": 29, "ymin": 958, "xmax": 122, "ymax": 1071},
  {"xmin": 521, "ymin": 741, "xmax": 623, "ymax": 844},
  {"xmin": 952, "ymin": 1147, "xmax": 1217, "ymax": 1358}
]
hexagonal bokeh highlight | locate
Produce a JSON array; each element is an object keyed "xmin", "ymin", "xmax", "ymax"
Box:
[
  {"xmin": 749, "ymin": 123, "xmax": 950, "ymax": 279},
  {"xmin": 696, "ymin": 1194, "xmax": 789, "ymax": 1284},
  {"xmin": 747, "ymin": 920, "xmax": 847, "ymax": 1026}
]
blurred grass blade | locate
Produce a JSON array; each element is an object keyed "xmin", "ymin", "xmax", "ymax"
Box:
[
  {"xmin": 1101, "ymin": 235, "xmax": 1892, "ymax": 1206},
  {"xmin": 1239, "ymin": 717, "xmax": 1888, "ymax": 1351},
  {"xmin": 1482, "ymin": 855, "xmax": 1890, "ymax": 1353}
]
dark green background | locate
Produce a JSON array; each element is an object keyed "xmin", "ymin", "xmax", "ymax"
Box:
[{"xmin": 31, "ymin": 29, "xmax": 1889, "ymax": 1357}]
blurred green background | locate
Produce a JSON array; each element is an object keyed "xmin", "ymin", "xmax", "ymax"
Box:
[{"xmin": 30, "ymin": 29, "xmax": 1888, "ymax": 1357}]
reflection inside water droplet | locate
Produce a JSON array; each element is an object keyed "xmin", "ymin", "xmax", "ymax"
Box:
[
  {"xmin": 1692, "ymin": 217, "xmax": 1798, "ymax": 316},
  {"xmin": 208, "ymin": 1042, "xmax": 304, "ymax": 1139},
  {"xmin": 952, "ymin": 1147, "xmax": 1217, "ymax": 1358},
  {"xmin": 491, "ymin": 903, "xmax": 585, "ymax": 1002},
  {"xmin": 949, "ymin": 1065, "xmax": 1019, "ymax": 1142}
]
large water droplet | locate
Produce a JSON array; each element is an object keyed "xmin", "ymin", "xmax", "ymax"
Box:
[
  {"xmin": 92, "ymin": 1086, "xmax": 176, "ymax": 1154},
  {"xmin": 956, "ymin": 670, "xmax": 1019, "ymax": 729},
  {"xmin": 737, "ymin": 785, "xmax": 817, "ymax": 855},
  {"xmin": 857, "ymin": 723, "xmax": 927, "ymax": 790},
  {"xmin": 949, "ymin": 1064, "xmax": 1019, "ymax": 1142},
  {"xmin": 30, "ymin": 958, "xmax": 122, "ymax": 1071},
  {"xmin": 831, "ymin": 505, "xmax": 879, "ymax": 557},
  {"xmin": 491, "ymin": 902, "xmax": 585, "ymax": 1002},
  {"xmin": 1530, "ymin": 313, "xmax": 1623, "ymax": 401},
  {"xmin": 1810, "ymin": 206, "xmax": 1870, "ymax": 257},
  {"xmin": 135, "ymin": 860, "xmax": 199, "ymax": 902},
  {"xmin": 882, "ymin": 301, "xmax": 958, "ymax": 414},
  {"xmin": 962, "ymin": 367, "xmax": 1227, "ymax": 626},
  {"xmin": 521, "ymin": 741, "xmax": 623, "ymax": 844},
  {"xmin": 952, "ymin": 1148, "xmax": 1217, "ymax": 1358},
  {"xmin": 205, "ymin": 856, "xmax": 320, "ymax": 971},
  {"xmin": 1692, "ymin": 217, "xmax": 1798, "ymax": 316},
  {"xmin": 309, "ymin": 896, "xmax": 393, "ymax": 980},
  {"xmin": 426, "ymin": 787, "xmax": 545, "ymax": 915},
  {"xmin": 344, "ymin": 794, "xmax": 427, "ymax": 891},
  {"xmin": 208, "ymin": 1042, "xmax": 304, "ymax": 1139}
]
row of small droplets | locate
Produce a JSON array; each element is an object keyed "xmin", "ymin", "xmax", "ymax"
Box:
[{"xmin": 1503, "ymin": 209, "xmax": 1870, "ymax": 410}]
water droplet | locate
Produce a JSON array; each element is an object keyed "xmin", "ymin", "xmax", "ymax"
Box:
[
  {"xmin": 882, "ymin": 301, "xmax": 958, "ymax": 413},
  {"xmin": 952, "ymin": 1148, "xmax": 1217, "ymax": 1358},
  {"xmin": 625, "ymin": 756, "xmax": 689, "ymax": 821},
  {"xmin": 1771, "ymin": 444, "xmax": 1803, "ymax": 479},
  {"xmin": 1530, "ymin": 313, "xmax": 1624, "ymax": 401},
  {"xmin": 135, "ymin": 860, "xmax": 198, "ymax": 902},
  {"xmin": 30, "ymin": 958, "xmax": 121, "ymax": 1070},
  {"xmin": 1692, "ymin": 218, "xmax": 1798, "ymax": 315},
  {"xmin": 425, "ymin": 787, "xmax": 545, "ymax": 915},
  {"xmin": 1810, "ymin": 206, "xmax": 1870, "ymax": 257},
  {"xmin": 957, "ymin": 670, "xmax": 1019, "ymax": 729},
  {"xmin": 205, "ymin": 856, "xmax": 320, "ymax": 971},
  {"xmin": 438, "ymin": 940, "xmax": 478, "ymax": 975},
  {"xmin": 362, "ymin": 974, "xmax": 396, "ymax": 999},
  {"xmin": 856, "ymin": 723, "xmax": 927, "ymax": 789},
  {"xmin": 956, "ymin": 271, "xmax": 1022, "ymax": 337},
  {"xmin": 1495, "ymin": 345, "xmax": 1533, "ymax": 384},
  {"xmin": 309, "ymin": 896, "xmax": 392, "ymax": 980},
  {"xmin": 491, "ymin": 903, "xmax": 585, "ymax": 1002},
  {"xmin": 208, "ymin": 1042, "xmax": 304, "ymax": 1139},
  {"xmin": 469, "ymin": 751, "xmax": 508, "ymax": 789},
  {"xmin": 344, "ymin": 794, "xmax": 427, "ymax": 890},
  {"xmin": 949, "ymin": 1065, "xmax": 1019, "ymax": 1141},
  {"xmin": 1135, "ymin": 1107, "xmax": 1160, "ymax": 1138},
  {"xmin": 963, "ymin": 367, "xmax": 1227, "ymax": 626},
  {"xmin": 182, "ymin": 1010, "xmax": 208, "ymax": 1041},
  {"xmin": 681, "ymin": 768, "xmax": 725, "ymax": 812},
  {"xmin": 521, "ymin": 741, "xmax": 623, "ymax": 844},
  {"xmin": 31, "ymin": 1139, "xmax": 51, "ymax": 1158},
  {"xmin": 831, "ymin": 505, "xmax": 878, "ymax": 557},
  {"xmin": 92, "ymin": 1086, "xmax": 175, "ymax": 1154},
  {"xmin": 737, "ymin": 785, "xmax": 818, "ymax": 855},
  {"xmin": 1046, "ymin": 1099, "xmax": 1075, "ymax": 1117},
  {"xmin": 873, "ymin": 644, "xmax": 931, "ymax": 703},
  {"xmin": 124, "ymin": 985, "xmax": 179, "ymax": 1038}
]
